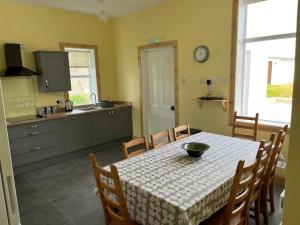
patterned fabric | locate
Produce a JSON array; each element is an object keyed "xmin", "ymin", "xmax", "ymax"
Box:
[{"xmin": 104, "ymin": 132, "xmax": 259, "ymax": 225}]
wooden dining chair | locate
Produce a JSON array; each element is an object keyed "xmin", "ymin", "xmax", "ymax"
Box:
[
  {"xmin": 201, "ymin": 156, "xmax": 261, "ymax": 225},
  {"xmin": 89, "ymin": 154, "xmax": 137, "ymax": 225},
  {"xmin": 173, "ymin": 124, "xmax": 191, "ymax": 141},
  {"xmin": 232, "ymin": 112, "xmax": 259, "ymax": 141},
  {"xmin": 261, "ymin": 129, "xmax": 287, "ymax": 225},
  {"xmin": 150, "ymin": 130, "xmax": 172, "ymax": 149},
  {"xmin": 123, "ymin": 137, "xmax": 149, "ymax": 159},
  {"xmin": 248, "ymin": 143, "xmax": 271, "ymax": 225}
]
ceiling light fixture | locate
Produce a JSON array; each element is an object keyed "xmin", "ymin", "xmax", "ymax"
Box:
[{"xmin": 97, "ymin": 0, "xmax": 109, "ymax": 22}]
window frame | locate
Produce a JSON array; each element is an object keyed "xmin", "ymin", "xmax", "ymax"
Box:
[
  {"xmin": 229, "ymin": 0, "xmax": 294, "ymax": 132},
  {"xmin": 59, "ymin": 43, "xmax": 101, "ymax": 105}
]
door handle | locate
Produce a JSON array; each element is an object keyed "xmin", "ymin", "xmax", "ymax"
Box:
[
  {"xmin": 170, "ymin": 106, "xmax": 175, "ymax": 111},
  {"xmin": 45, "ymin": 80, "xmax": 49, "ymax": 88}
]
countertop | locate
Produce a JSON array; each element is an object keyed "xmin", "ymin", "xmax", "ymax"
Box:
[{"xmin": 6, "ymin": 103, "xmax": 132, "ymax": 127}]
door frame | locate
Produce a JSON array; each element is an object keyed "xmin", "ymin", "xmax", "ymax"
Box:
[{"xmin": 138, "ymin": 40, "xmax": 179, "ymax": 136}]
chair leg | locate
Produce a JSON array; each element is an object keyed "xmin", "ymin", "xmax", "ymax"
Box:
[
  {"xmin": 269, "ymin": 184, "xmax": 275, "ymax": 213},
  {"xmin": 255, "ymin": 197, "xmax": 260, "ymax": 225},
  {"xmin": 261, "ymin": 191, "xmax": 269, "ymax": 225}
]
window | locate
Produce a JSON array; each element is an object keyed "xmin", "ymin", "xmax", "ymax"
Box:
[
  {"xmin": 234, "ymin": 0, "xmax": 298, "ymax": 126},
  {"xmin": 64, "ymin": 46, "xmax": 99, "ymax": 106}
]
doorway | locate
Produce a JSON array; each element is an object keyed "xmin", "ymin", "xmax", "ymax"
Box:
[{"xmin": 139, "ymin": 41, "xmax": 179, "ymax": 137}]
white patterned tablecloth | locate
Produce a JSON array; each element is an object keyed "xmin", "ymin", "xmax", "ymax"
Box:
[{"xmin": 104, "ymin": 132, "xmax": 259, "ymax": 225}]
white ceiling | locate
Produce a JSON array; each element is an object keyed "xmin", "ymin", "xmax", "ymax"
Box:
[{"xmin": 13, "ymin": 0, "xmax": 167, "ymax": 18}]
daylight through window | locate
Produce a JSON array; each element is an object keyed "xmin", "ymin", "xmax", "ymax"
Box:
[{"xmin": 234, "ymin": 0, "xmax": 298, "ymax": 125}]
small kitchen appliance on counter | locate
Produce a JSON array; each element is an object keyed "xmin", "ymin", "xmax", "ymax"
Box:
[{"xmin": 65, "ymin": 100, "xmax": 73, "ymax": 112}]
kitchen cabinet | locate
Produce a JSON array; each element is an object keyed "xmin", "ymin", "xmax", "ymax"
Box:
[
  {"xmin": 110, "ymin": 107, "xmax": 133, "ymax": 140},
  {"xmin": 88, "ymin": 107, "xmax": 133, "ymax": 144},
  {"xmin": 7, "ymin": 106, "xmax": 133, "ymax": 169},
  {"xmin": 35, "ymin": 51, "xmax": 71, "ymax": 92},
  {"xmin": 88, "ymin": 111, "xmax": 110, "ymax": 146},
  {"xmin": 60, "ymin": 115, "xmax": 90, "ymax": 153},
  {"xmin": 8, "ymin": 120, "xmax": 60, "ymax": 167}
]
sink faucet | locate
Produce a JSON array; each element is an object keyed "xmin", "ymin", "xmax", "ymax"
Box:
[{"xmin": 90, "ymin": 93, "xmax": 97, "ymax": 106}]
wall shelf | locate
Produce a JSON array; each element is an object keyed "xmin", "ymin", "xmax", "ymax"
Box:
[{"xmin": 195, "ymin": 98, "xmax": 229, "ymax": 111}]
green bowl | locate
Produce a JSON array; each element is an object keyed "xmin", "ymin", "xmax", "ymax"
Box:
[{"xmin": 181, "ymin": 142, "xmax": 209, "ymax": 158}]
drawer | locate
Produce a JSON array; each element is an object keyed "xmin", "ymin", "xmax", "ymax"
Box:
[
  {"xmin": 8, "ymin": 120, "xmax": 58, "ymax": 140},
  {"xmin": 10, "ymin": 133, "xmax": 58, "ymax": 156},
  {"xmin": 12, "ymin": 143, "xmax": 60, "ymax": 167}
]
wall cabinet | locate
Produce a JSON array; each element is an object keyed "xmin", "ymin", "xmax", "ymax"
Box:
[{"xmin": 35, "ymin": 51, "xmax": 71, "ymax": 92}]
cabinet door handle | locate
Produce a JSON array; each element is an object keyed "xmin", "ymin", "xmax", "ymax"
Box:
[
  {"xmin": 29, "ymin": 131, "xmax": 39, "ymax": 136},
  {"xmin": 30, "ymin": 146, "xmax": 41, "ymax": 151},
  {"xmin": 108, "ymin": 112, "xmax": 111, "ymax": 118},
  {"xmin": 30, "ymin": 124, "xmax": 38, "ymax": 129},
  {"xmin": 111, "ymin": 111, "xmax": 114, "ymax": 117},
  {"xmin": 45, "ymin": 79, "xmax": 49, "ymax": 88}
]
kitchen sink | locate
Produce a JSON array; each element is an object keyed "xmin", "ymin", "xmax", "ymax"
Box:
[{"xmin": 78, "ymin": 107, "xmax": 98, "ymax": 111}]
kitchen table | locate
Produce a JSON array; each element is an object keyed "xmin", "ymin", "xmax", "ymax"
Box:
[{"xmin": 104, "ymin": 132, "xmax": 260, "ymax": 225}]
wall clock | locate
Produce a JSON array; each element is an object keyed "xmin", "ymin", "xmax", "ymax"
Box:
[{"xmin": 194, "ymin": 45, "xmax": 210, "ymax": 63}]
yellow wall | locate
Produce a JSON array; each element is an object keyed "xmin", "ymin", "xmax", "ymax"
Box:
[
  {"xmin": 0, "ymin": 0, "xmax": 290, "ymax": 175},
  {"xmin": 0, "ymin": 0, "xmax": 117, "ymax": 117},
  {"xmin": 112, "ymin": 0, "xmax": 290, "ymax": 173},
  {"xmin": 282, "ymin": 2, "xmax": 300, "ymax": 225}
]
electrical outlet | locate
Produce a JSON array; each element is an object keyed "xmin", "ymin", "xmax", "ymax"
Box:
[
  {"xmin": 181, "ymin": 78, "xmax": 187, "ymax": 84},
  {"xmin": 200, "ymin": 78, "xmax": 206, "ymax": 84},
  {"xmin": 219, "ymin": 78, "xmax": 227, "ymax": 85}
]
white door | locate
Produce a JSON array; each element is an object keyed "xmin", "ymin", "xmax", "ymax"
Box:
[{"xmin": 141, "ymin": 47, "xmax": 175, "ymax": 137}]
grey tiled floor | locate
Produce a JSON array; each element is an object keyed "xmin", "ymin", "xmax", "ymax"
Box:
[
  {"xmin": 15, "ymin": 145, "xmax": 284, "ymax": 225},
  {"xmin": 15, "ymin": 146, "xmax": 123, "ymax": 225}
]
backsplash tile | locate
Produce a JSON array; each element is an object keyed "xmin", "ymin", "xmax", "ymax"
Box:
[{"xmin": 1, "ymin": 77, "xmax": 37, "ymax": 118}]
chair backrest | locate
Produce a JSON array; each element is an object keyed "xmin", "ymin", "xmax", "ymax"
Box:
[
  {"xmin": 264, "ymin": 129, "xmax": 287, "ymax": 186},
  {"xmin": 232, "ymin": 112, "xmax": 259, "ymax": 141},
  {"xmin": 283, "ymin": 125, "xmax": 289, "ymax": 132},
  {"xmin": 123, "ymin": 137, "xmax": 149, "ymax": 159},
  {"xmin": 150, "ymin": 130, "xmax": 172, "ymax": 149},
  {"xmin": 250, "ymin": 145, "xmax": 269, "ymax": 203},
  {"xmin": 264, "ymin": 133, "xmax": 276, "ymax": 156},
  {"xmin": 223, "ymin": 157, "xmax": 260, "ymax": 225},
  {"xmin": 173, "ymin": 124, "xmax": 191, "ymax": 141},
  {"xmin": 89, "ymin": 154, "xmax": 134, "ymax": 225}
]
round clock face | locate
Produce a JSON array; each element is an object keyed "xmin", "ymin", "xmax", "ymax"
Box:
[{"xmin": 194, "ymin": 45, "xmax": 209, "ymax": 63}]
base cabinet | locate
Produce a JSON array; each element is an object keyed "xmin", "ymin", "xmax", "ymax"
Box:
[
  {"xmin": 110, "ymin": 108, "xmax": 133, "ymax": 140},
  {"xmin": 88, "ymin": 107, "xmax": 133, "ymax": 145},
  {"xmin": 88, "ymin": 111, "xmax": 110, "ymax": 146},
  {"xmin": 8, "ymin": 120, "xmax": 60, "ymax": 167},
  {"xmin": 8, "ymin": 106, "xmax": 133, "ymax": 168},
  {"xmin": 60, "ymin": 115, "xmax": 90, "ymax": 153}
]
